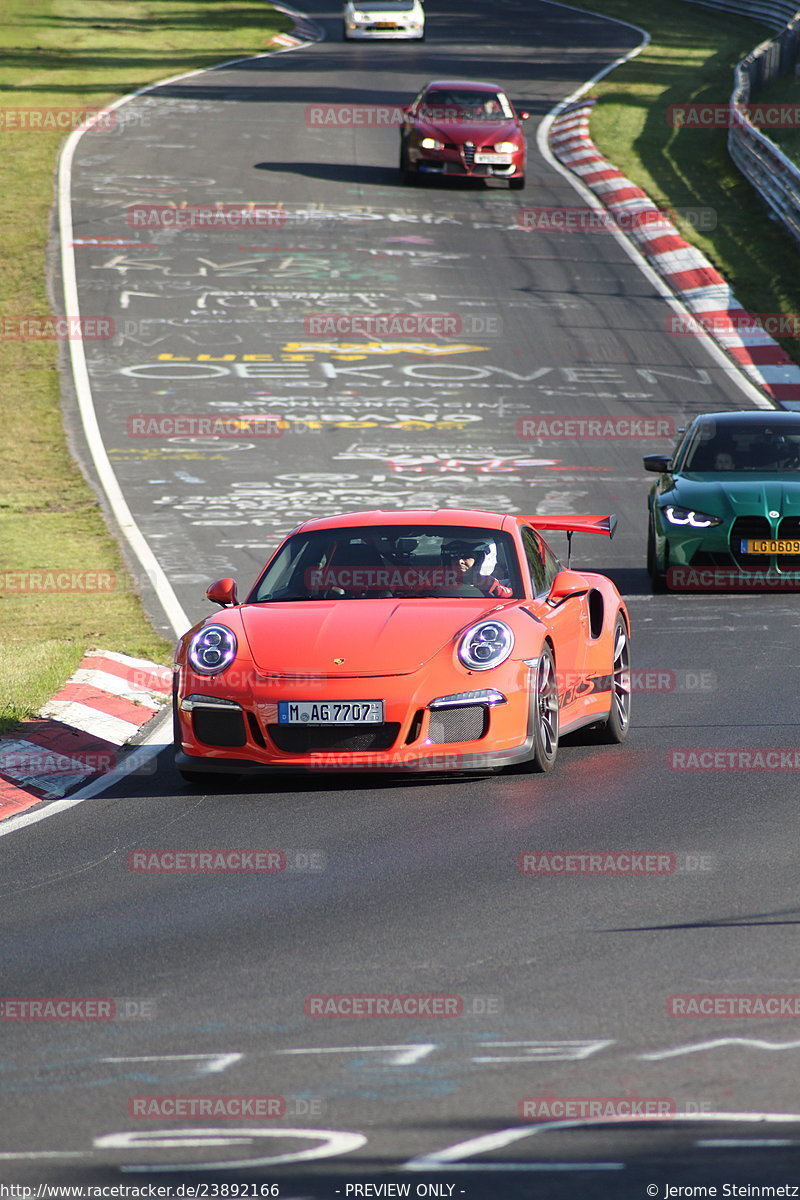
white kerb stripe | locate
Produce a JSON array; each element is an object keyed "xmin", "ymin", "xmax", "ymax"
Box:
[
  {"xmin": 37, "ymin": 700, "xmax": 141, "ymax": 745},
  {"xmin": 71, "ymin": 667, "xmax": 165, "ymax": 706}
]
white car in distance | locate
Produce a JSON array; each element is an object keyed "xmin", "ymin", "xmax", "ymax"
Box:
[{"xmin": 343, "ymin": 0, "xmax": 425, "ymax": 40}]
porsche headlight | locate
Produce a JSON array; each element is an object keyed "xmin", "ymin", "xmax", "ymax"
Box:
[
  {"xmin": 494, "ymin": 141, "xmax": 518, "ymax": 153},
  {"xmin": 188, "ymin": 624, "xmax": 237, "ymax": 675},
  {"xmin": 663, "ymin": 505, "xmax": 722, "ymax": 528},
  {"xmin": 420, "ymin": 137, "xmax": 445, "ymax": 150},
  {"xmin": 458, "ymin": 620, "xmax": 514, "ymax": 671}
]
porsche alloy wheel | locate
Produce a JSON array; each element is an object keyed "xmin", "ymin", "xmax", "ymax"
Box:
[
  {"xmin": 530, "ymin": 646, "xmax": 559, "ymax": 772},
  {"xmin": 595, "ymin": 616, "xmax": 631, "ymax": 744}
]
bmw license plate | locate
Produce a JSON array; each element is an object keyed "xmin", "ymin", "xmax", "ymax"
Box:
[
  {"xmin": 742, "ymin": 538, "xmax": 800, "ymax": 554},
  {"xmin": 278, "ymin": 700, "xmax": 384, "ymax": 724},
  {"xmin": 474, "ymin": 153, "xmax": 512, "ymax": 164}
]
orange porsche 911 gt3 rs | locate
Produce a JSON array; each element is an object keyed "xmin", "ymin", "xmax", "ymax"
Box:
[{"xmin": 173, "ymin": 509, "xmax": 631, "ymax": 783}]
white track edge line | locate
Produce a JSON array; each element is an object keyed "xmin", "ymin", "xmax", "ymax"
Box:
[
  {"xmin": 57, "ymin": 5, "xmax": 323, "ymax": 646},
  {"xmin": 0, "ymin": 709, "xmax": 172, "ymax": 839}
]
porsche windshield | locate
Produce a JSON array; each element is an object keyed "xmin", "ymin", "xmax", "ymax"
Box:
[
  {"xmin": 419, "ymin": 90, "xmax": 513, "ymax": 121},
  {"xmin": 250, "ymin": 525, "xmax": 524, "ymax": 601},
  {"xmin": 681, "ymin": 420, "xmax": 800, "ymax": 472}
]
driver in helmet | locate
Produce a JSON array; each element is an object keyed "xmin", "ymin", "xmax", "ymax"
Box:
[{"xmin": 445, "ymin": 539, "xmax": 513, "ymax": 598}]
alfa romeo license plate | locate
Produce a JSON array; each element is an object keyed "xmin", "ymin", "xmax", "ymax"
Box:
[
  {"xmin": 278, "ymin": 700, "xmax": 384, "ymax": 724},
  {"xmin": 474, "ymin": 152, "xmax": 512, "ymax": 164},
  {"xmin": 742, "ymin": 538, "xmax": 800, "ymax": 554}
]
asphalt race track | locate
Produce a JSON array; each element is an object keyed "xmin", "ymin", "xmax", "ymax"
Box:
[{"xmin": 3, "ymin": 0, "xmax": 800, "ymax": 1193}]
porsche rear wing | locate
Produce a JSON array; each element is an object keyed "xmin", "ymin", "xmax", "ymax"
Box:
[
  {"xmin": 525, "ymin": 514, "xmax": 617, "ymax": 538},
  {"xmin": 523, "ymin": 514, "xmax": 617, "ymax": 565}
]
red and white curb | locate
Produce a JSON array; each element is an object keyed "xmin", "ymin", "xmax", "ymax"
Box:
[
  {"xmin": 549, "ymin": 99, "xmax": 800, "ymax": 410},
  {"xmin": 0, "ymin": 650, "xmax": 171, "ymax": 821}
]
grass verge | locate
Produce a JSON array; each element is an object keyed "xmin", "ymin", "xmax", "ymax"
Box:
[
  {"xmin": 0, "ymin": 0, "xmax": 291, "ymax": 736},
  {"xmin": 573, "ymin": 0, "xmax": 800, "ymax": 357}
]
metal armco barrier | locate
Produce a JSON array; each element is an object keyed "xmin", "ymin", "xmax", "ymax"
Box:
[{"xmin": 682, "ymin": 0, "xmax": 800, "ymax": 247}]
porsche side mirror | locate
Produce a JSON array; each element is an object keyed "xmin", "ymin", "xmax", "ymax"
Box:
[
  {"xmin": 643, "ymin": 454, "xmax": 673, "ymax": 473},
  {"xmin": 547, "ymin": 569, "xmax": 588, "ymax": 604},
  {"xmin": 206, "ymin": 577, "xmax": 238, "ymax": 607}
]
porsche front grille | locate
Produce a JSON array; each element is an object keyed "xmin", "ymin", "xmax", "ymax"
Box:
[{"xmin": 267, "ymin": 723, "xmax": 400, "ymax": 753}]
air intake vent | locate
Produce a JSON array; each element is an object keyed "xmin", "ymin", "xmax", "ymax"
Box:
[{"xmin": 427, "ymin": 705, "xmax": 487, "ymax": 744}]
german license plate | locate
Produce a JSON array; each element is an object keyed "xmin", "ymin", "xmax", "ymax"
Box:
[
  {"xmin": 278, "ymin": 700, "xmax": 384, "ymax": 725},
  {"xmin": 474, "ymin": 153, "xmax": 512, "ymax": 164},
  {"xmin": 742, "ymin": 538, "xmax": 800, "ymax": 554}
]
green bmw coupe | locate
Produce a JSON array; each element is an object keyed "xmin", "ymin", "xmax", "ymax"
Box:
[{"xmin": 645, "ymin": 410, "xmax": 800, "ymax": 591}]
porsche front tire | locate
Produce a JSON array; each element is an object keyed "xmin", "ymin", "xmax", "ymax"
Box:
[
  {"xmin": 529, "ymin": 645, "xmax": 559, "ymax": 772},
  {"xmin": 594, "ymin": 616, "xmax": 631, "ymax": 744}
]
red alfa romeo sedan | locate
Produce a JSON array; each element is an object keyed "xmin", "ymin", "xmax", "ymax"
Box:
[{"xmin": 399, "ymin": 79, "xmax": 528, "ymax": 188}]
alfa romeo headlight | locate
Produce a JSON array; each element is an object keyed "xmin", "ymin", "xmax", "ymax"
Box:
[
  {"xmin": 494, "ymin": 141, "xmax": 518, "ymax": 153},
  {"xmin": 188, "ymin": 624, "xmax": 237, "ymax": 675},
  {"xmin": 420, "ymin": 137, "xmax": 445, "ymax": 150},
  {"xmin": 458, "ymin": 620, "xmax": 514, "ymax": 671},
  {"xmin": 663, "ymin": 505, "xmax": 722, "ymax": 528}
]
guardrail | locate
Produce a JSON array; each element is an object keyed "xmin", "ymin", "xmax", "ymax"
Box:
[
  {"xmin": 682, "ymin": 0, "xmax": 800, "ymax": 247},
  {"xmin": 682, "ymin": 0, "xmax": 798, "ymax": 29}
]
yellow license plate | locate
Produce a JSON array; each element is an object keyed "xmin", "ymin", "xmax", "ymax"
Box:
[{"xmin": 742, "ymin": 538, "xmax": 800, "ymax": 554}]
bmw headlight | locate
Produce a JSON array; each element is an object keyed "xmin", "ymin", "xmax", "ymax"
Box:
[
  {"xmin": 188, "ymin": 624, "xmax": 237, "ymax": 675},
  {"xmin": 494, "ymin": 141, "xmax": 518, "ymax": 153},
  {"xmin": 420, "ymin": 137, "xmax": 445, "ymax": 150},
  {"xmin": 458, "ymin": 620, "xmax": 514, "ymax": 671},
  {"xmin": 663, "ymin": 505, "xmax": 723, "ymax": 528}
]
